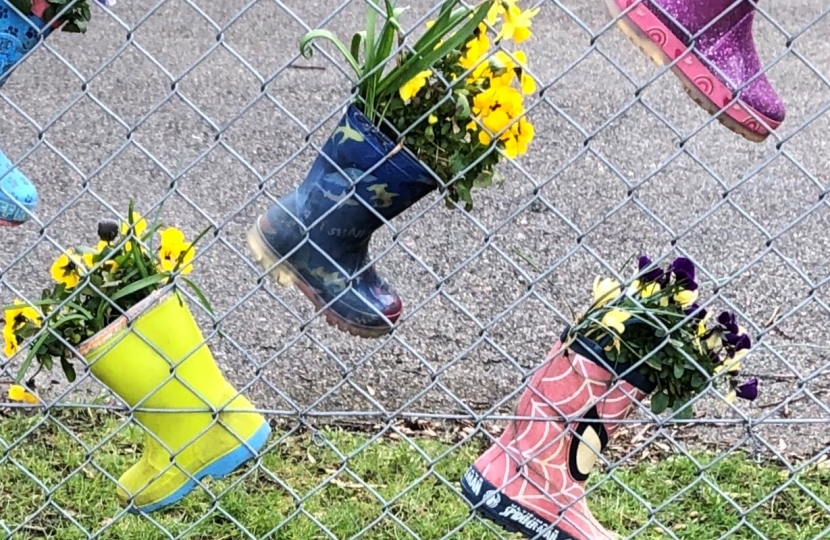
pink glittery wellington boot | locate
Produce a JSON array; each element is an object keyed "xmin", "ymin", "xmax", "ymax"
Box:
[
  {"xmin": 607, "ymin": 0, "xmax": 785, "ymax": 142},
  {"xmin": 460, "ymin": 334, "xmax": 655, "ymax": 540}
]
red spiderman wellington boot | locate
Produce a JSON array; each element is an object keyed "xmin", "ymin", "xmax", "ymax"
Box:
[{"xmin": 460, "ymin": 332, "xmax": 656, "ymax": 540}]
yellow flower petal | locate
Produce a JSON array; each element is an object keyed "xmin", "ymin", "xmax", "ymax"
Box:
[
  {"xmin": 49, "ymin": 251, "xmax": 83, "ymax": 289},
  {"xmin": 428, "ymin": 114, "xmax": 438, "ymax": 125},
  {"xmin": 8, "ymin": 384, "xmax": 38, "ymax": 404},
  {"xmin": 399, "ymin": 70, "xmax": 432, "ymax": 102},
  {"xmin": 601, "ymin": 309, "xmax": 631, "ymax": 334},
  {"xmin": 674, "ymin": 289, "xmax": 699, "ymax": 308},
  {"xmin": 592, "ymin": 277, "xmax": 621, "ymax": 307}
]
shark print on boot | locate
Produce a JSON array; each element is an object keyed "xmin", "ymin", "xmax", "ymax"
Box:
[
  {"xmin": 248, "ymin": 104, "xmax": 437, "ymax": 338},
  {"xmin": 608, "ymin": 0, "xmax": 785, "ymax": 142},
  {"xmin": 461, "ymin": 334, "xmax": 656, "ymax": 540}
]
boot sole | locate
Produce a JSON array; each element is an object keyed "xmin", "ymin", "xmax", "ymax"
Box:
[
  {"xmin": 246, "ymin": 222, "xmax": 396, "ymax": 339},
  {"xmin": 606, "ymin": 0, "xmax": 781, "ymax": 143},
  {"xmin": 0, "ymin": 219, "xmax": 23, "ymax": 227},
  {"xmin": 460, "ymin": 466, "xmax": 584, "ymax": 540},
  {"xmin": 128, "ymin": 420, "xmax": 271, "ymax": 514}
]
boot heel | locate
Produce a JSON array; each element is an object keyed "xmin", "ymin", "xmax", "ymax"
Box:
[{"xmin": 246, "ymin": 223, "xmax": 295, "ymax": 287}]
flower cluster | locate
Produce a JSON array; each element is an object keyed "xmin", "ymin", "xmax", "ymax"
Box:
[
  {"xmin": 3, "ymin": 203, "xmax": 211, "ymax": 401},
  {"xmin": 571, "ymin": 255, "xmax": 759, "ymax": 416},
  {"xmin": 301, "ymin": 0, "xmax": 539, "ymax": 211},
  {"xmin": 385, "ymin": 0, "xmax": 538, "ymax": 209}
]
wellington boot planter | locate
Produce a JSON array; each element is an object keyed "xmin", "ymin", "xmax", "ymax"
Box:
[
  {"xmin": 79, "ymin": 290, "xmax": 271, "ymax": 514},
  {"xmin": 248, "ymin": 104, "xmax": 437, "ymax": 338},
  {"xmin": 461, "ymin": 332, "xmax": 655, "ymax": 540}
]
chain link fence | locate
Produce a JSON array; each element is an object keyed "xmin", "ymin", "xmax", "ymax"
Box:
[{"xmin": 2, "ymin": 0, "xmax": 830, "ymax": 538}]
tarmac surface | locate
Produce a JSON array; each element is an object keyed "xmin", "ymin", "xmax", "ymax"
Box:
[{"xmin": 1, "ymin": 0, "xmax": 829, "ymax": 463}]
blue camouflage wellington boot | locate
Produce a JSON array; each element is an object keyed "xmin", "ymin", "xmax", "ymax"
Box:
[
  {"xmin": 0, "ymin": 0, "xmax": 50, "ymax": 227},
  {"xmin": 247, "ymin": 104, "xmax": 438, "ymax": 338}
]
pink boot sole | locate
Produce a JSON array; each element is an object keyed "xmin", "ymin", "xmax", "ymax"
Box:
[{"xmin": 607, "ymin": 0, "xmax": 782, "ymax": 142}]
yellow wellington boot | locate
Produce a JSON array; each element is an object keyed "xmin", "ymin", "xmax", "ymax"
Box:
[{"xmin": 79, "ymin": 290, "xmax": 271, "ymax": 514}]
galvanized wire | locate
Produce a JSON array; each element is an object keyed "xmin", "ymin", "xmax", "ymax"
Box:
[{"xmin": 1, "ymin": 0, "xmax": 830, "ymax": 538}]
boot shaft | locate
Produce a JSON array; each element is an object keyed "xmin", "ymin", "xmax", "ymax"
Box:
[
  {"xmin": 268, "ymin": 105, "xmax": 437, "ymax": 252},
  {"xmin": 646, "ymin": 0, "xmax": 754, "ymax": 46}
]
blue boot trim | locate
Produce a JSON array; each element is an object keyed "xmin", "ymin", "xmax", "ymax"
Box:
[
  {"xmin": 0, "ymin": 149, "xmax": 36, "ymax": 226},
  {"xmin": 460, "ymin": 467, "xmax": 578, "ymax": 540},
  {"xmin": 255, "ymin": 105, "xmax": 437, "ymax": 338},
  {"xmin": 128, "ymin": 421, "xmax": 272, "ymax": 514}
]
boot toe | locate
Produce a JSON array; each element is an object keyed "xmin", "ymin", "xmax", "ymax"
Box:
[
  {"xmin": 740, "ymin": 75, "xmax": 785, "ymax": 123},
  {"xmin": 0, "ymin": 166, "xmax": 37, "ymax": 224}
]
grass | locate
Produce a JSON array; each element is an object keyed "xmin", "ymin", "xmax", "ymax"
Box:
[{"xmin": 1, "ymin": 410, "xmax": 828, "ymax": 540}]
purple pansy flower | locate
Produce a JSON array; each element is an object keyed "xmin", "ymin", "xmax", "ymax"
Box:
[
  {"xmin": 638, "ymin": 255, "xmax": 664, "ymax": 283},
  {"xmin": 735, "ymin": 378, "xmax": 759, "ymax": 401},
  {"xmin": 684, "ymin": 303, "xmax": 708, "ymax": 321},
  {"xmin": 669, "ymin": 257, "xmax": 698, "ymax": 291},
  {"xmin": 717, "ymin": 311, "xmax": 739, "ymax": 334}
]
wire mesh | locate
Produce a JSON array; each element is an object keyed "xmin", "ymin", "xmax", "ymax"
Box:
[{"xmin": 1, "ymin": 0, "xmax": 829, "ymax": 538}]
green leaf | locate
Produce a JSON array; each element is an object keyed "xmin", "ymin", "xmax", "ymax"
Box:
[
  {"xmin": 15, "ymin": 331, "xmax": 51, "ymax": 383},
  {"xmin": 673, "ymin": 363, "xmax": 685, "ymax": 378},
  {"xmin": 299, "ymin": 30, "xmax": 361, "ymax": 75},
  {"xmin": 60, "ymin": 354, "xmax": 76, "ymax": 383},
  {"xmin": 351, "ymin": 31, "xmax": 365, "ymax": 64},
  {"xmin": 651, "ymin": 391, "xmax": 669, "ymax": 414},
  {"xmin": 110, "ymin": 274, "xmax": 166, "ymax": 301},
  {"xmin": 377, "ymin": 0, "xmax": 489, "ymax": 97},
  {"xmin": 8, "ymin": 0, "xmax": 33, "ymax": 14},
  {"xmin": 672, "ymin": 400, "xmax": 693, "ymax": 420},
  {"xmin": 181, "ymin": 278, "xmax": 215, "ymax": 317}
]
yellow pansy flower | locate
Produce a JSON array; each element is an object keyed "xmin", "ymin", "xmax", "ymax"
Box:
[
  {"xmin": 8, "ymin": 384, "xmax": 38, "ymax": 404},
  {"xmin": 120, "ymin": 212, "xmax": 148, "ymax": 251},
  {"xmin": 428, "ymin": 114, "xmax": 438, "ymax": 125},
  {"xmin": 399, "ymin": 70, "xmax": 432, "ymax": 102},
  {"xmin": 5, "ymin": 299, "xmax": 42, "ymax": 331},
  {"xmin": 592, "ymin": 277, "xmax": 621, "ymax": 307},
  {"xmin": 715, "ymin": 358, "xmax": 741, "ymax": 375},
  {"xmin": 158, "ymin": 228, "xmax": 195, "ymax": 275},
  {"xmin": 3, "ymin": 326, "xmax": 19, "ymax": 357},
  {"xmin": 460, "ymin": 25, "xmax": 491, "ymax": 81},
  {"xmin": 489, "ymin": 50, "xmax": 536, "ymax": 95},
  {"xmin": 674, "ymin": 289, "xmax": 699, "ymax": 308},
  {"xmin": 502, "ymin": 117, "xmax": 534, "ymax": 158},
  {"xmin": 498, "ymin": 0, "xmax": 540, "ymax": 43},
  {"xmin": 49, "ymin": 249, "xmax": 85, "ymax": 289}
]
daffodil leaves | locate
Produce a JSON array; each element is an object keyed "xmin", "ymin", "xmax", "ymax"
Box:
[{"xmin": 300, "ymin": 30, "xmax": 362, "ymax": 75}]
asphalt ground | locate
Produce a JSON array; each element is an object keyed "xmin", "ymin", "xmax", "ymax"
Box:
[{"xmin": 1, "ymin": 0, "xmax": 829, "ymax": 463}]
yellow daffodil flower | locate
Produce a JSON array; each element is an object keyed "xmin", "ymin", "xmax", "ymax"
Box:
[
  {"xmin": 601, "ymin": 309, "xmax": 631, "ymax": 334},
  {"xmin": 498, "ymin": 0, "xmax": 540, "ymax": 43},
  {"xmin": 674, "ymin": 289, "xmax": 699, "ymax": 308},
  {"xmin": 399, "ymin": 70, "xmax": 432, "ymax": 102},
  {"xmin": 460, "ymin": 26, "xmax": 491, "ymax": 81},
  {"xmin": 158, "ymin": 228, "xmax": 195, "ymax": 275},
  {"xmin": 592, "ymin": 277, "xmax": 621, "ymax": 307},
  {"xmin": 49, "ymin": 249, "xmax": 85, "ymax": 289},
  {"xmin": 487, "ymin": 1, "xmax": 505, "ymax": 25},
  {"xmin": 8, "ymin": 384, "xmax": 38, "ymax": 404}
]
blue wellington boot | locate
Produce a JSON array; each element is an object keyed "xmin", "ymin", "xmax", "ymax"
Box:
[
  {"xmin": 0, "ymin": 0, "xmax": 50, "ymax": 227},
  {"xmin": 247, "ymin": 104, "xmax": 438, "ymax": 338}
]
